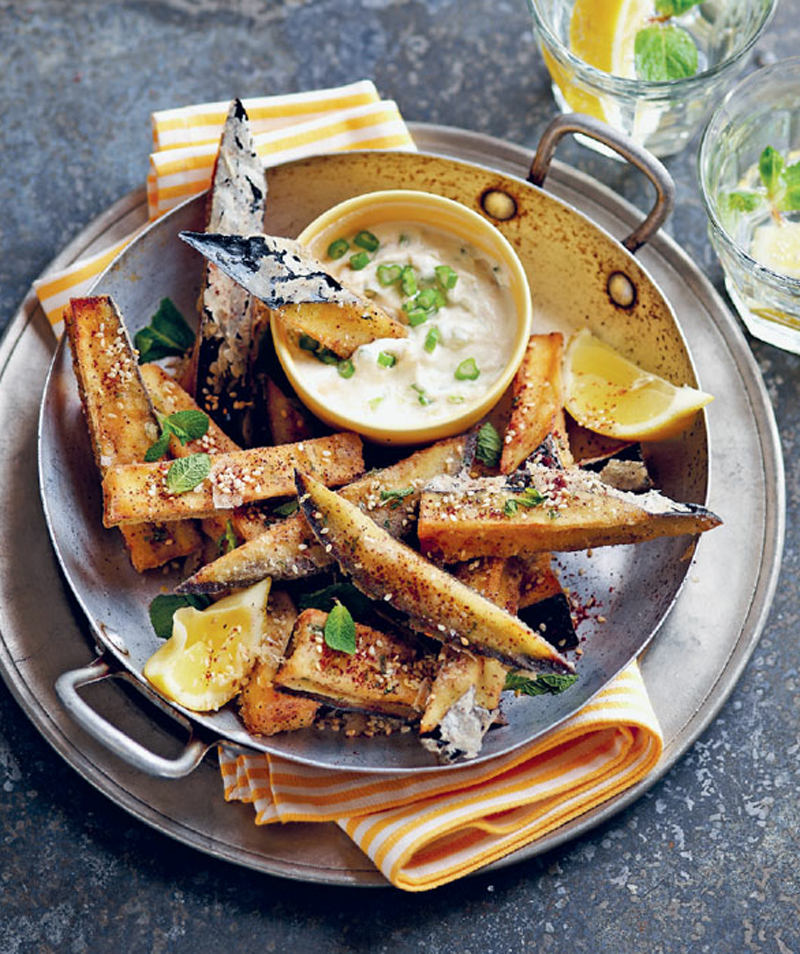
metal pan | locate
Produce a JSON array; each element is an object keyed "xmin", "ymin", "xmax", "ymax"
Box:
[{"xmin": 41, "ymin": 114, "xmax": 709, "ymax": 777}]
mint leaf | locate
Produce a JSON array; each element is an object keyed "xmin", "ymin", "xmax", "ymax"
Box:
[
  {"xmin": 504, "ymin": 671, "xmax": 578, "ymax": 696},
  {"xmin": 144, "ymin": 429, "xmax": 171, "ymax": 462},
  {"xmin": 723, "ymin": 191, "xmax": 763, "ymax": 214},
  {"xmin": 635, "ymin": 24, "xmax": 698, "ymax": 81},
  {"xmin": 654, "ymin": 0, "xmax": 703, "ymax": 15},
  {"xmin": 759, "ymin": 146, "xmax": 784, "ymax": 198},
  {"xmin": 784, "ymin": 161, "xmax": 800, "ymax": 188},
  {"xmin": 475, "ymin": 421, "xmax": 502, "ymax": 467},
  {"xmin": 149, "ymin": 593, "xmax": 211, "ymax": 639},
  {"xmin": 323, "ymin": 601, "xmax": 357, "ymax": 654},
  {"xmin": 165, "ymin": 453, "xmax": 211, "ymax": 493},
  {"xmin": 781, "ymin": 184, "xmax": 800, "ymax": 212},
  {"xmin": 134, "ymin": 298, "xmax": 195, "ymax": 363},
  {"xmin": 166, "ymin": 409, "xmax": 209, "ymax": 444}
]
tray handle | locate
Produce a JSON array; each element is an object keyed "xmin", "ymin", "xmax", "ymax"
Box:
[
  {"xmin": 528, "ymin": 113, "xmax": 675, "ymax": 253},
  {"xmin": 55, "ymin": 656, "xmax": 214, "ymax": 778}
]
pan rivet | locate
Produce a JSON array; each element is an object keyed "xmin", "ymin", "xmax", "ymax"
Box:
[
  {"xmin": 481, "ymin": 189, "xmax": 517, "ymax": 221},
  {"xmin": 608, "ymin": 271, "xmax": 636, "ymax": 309}
]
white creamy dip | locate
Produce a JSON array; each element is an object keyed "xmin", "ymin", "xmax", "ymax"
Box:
[{"xmin": 292, "ymin": 222, "xmax": 518, "ymax": 428}]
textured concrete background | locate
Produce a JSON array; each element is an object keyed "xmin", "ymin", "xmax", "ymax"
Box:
[{"xmin": 1, "ymin": 1, "xmax": 799, "ymax": 951}]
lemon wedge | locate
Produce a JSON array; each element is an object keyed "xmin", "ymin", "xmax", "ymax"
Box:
[
  {"xmin": 750, "ymin": 221, "xmax": 800, "ymax": 279},
  {"xmin": 563, "ymin": 328, "xmax": 713, "ymax": 441},
  {"xmin": 542, "ymin": 0, "xmax": 654, "ymax": 123},
  {"xmin": 144, "ymin": 578, "xmax": 271, "ymax": 712}
]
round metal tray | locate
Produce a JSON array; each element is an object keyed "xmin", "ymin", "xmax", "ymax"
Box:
[{"xmin": 0, "ymin": 124, "xmax": 784, "ymax": 886}]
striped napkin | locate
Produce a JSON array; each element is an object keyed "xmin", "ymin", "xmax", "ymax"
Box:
[
  {"xmin": 33, "ymin": 82, "xmax": 664, "ymax": 889},
  {"xmin": 221, "ymin": 663, "xmax": 662, "ymax": 891},
  {"xmin": 33, "ymin": 80, "xmax": 414, "ymax": 337}
]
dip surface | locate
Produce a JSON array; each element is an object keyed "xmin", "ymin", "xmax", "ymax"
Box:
[{"xmin": 292, "ymin": 222, "xmax": 518, "ymax": 428}]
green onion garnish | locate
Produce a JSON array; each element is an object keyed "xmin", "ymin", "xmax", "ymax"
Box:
[
  {"xmin": 400, "ymin": 266, "xmax": 417, "ymax": 296},
  {"xmin": 454, "ymin": 358, "xmax": 480, "ymax": 381},
  {"xmin": 368, "ymin": 396, "xmax": 384, "ymax": 411},
  {"xmin": 298, "ymin": 334, "xmax": 320, "ymax": 353},
  {"xmin": 377, "ymin": 351, "xmax": 396, "ymax": 369},
  {"xmin": 337, "ymin": 358, "xmax": 355, "ymax": 379},
  {"xmin": 350, "ymin": 251, "xmax": 370, "ymax": 270},
  {"xmin": 399, "ymin": 233, "xmax": 411, "ymax": 246},
  {"xmin": 411, "ymin": 384, "xmax": 433, "ymax": 406},
  {"xmin": 377, "ymin": 263, "xmax": 402, "ymax": 286},
  {"xmin": 354, "ymin": 230, "xmax": 379, "ymax": 252},
  {"xmin": 424, "ymin": 326, "xmax": 441, "ymax": 353},
  {"xmin": 327, "ymin": 238, "xmax": 349, "ymax": 259},
  {"xmin": 406, "ymin": 308, "xmax": 429, "ymax": 327},
  {"xmin": 435, "ymin": 265, "xmax": 458, "ymax": 289},
  {"xmin": 415, "ymin": 287, "xmax": 440, "ymax": 311},
  {"xmin": 316, "ymin": 347, "xmax": 341, "ymax": 366},
  {"xmin": 448, "ymin": 395, "xmax": 465, "ymax": 404}
]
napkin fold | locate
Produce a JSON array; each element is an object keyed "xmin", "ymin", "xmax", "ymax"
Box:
[
  {"xmin": 35, "ymin": 83, "xmax": 665, "ymax": 891},
  {"xmin": 221, "ymin": 663, "xmax": 662, "ymax": 891},
  {"xmin": 33, "ymin": 80, "xmax": 413, "ymax": 336}
]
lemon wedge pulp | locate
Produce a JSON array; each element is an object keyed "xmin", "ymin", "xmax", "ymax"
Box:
[
  {"xmin": 563, "ymin": 328, "xmax": 713, "ymax": 441},
  {"xmin": 144, "ymin": 578, "xmax": 271, "ymax": 712},
  {"xmin": 542, "ymin": 0, "xmax": 654, "ymax": 122}
]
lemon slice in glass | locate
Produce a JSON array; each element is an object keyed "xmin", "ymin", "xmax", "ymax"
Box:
[
  {"xmin": 144, "ymin": 578, "xmax": 271, "ymax": 712},
  {"xmin": 563, "ymin": 328, "xmax": 713, "ymax": 441},
  {"xmin": 750, "ymin": 221, "xmax": 800, "ymax": 279},
  {"xmin": 542, "ymin": 0, "xmax": 654, "ymax": 123}
]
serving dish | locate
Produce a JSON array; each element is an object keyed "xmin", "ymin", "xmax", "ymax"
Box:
[
  {"xmin": 43, "ymin": 115, "xmax": 715, "ymax": 775},
  {"xmin": 0, "ymin": 123, "xmax": 781, "ymax": 884}
]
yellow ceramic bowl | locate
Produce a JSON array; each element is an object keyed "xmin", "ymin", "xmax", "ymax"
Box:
[{"xmin": 272, "ymin": 189, "xmax": 533, "ymax": 444}]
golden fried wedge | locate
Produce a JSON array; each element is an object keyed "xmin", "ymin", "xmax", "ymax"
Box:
[
  {"xmin": 500, "ymin": 333, "xmax": 564, "ymax": 475},
  {"xmin": 295, "ymin": 472, "xmax": 574, "ymax": 675},
  {"xmin": 417, "ymin": 468, "xmax": 722, "ymax": 562},
  {"xmin": 102, "ymin": 432, "xmax": 363, "ymax": 527},
  {"xmin": 63, "ymin": 296, "xmax": 200, "ymax": 571},
  {"xmin": 239, "ymin": 590, "xmax": 319, "ymax": 735},
  {"xmin": 275, "ymin": 609, "xmax": 434, "ymax": 719}
]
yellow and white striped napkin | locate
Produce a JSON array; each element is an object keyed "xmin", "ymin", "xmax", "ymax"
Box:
[
  {"xmin": 33, "ymin": 80, "xmax": 414, "ymax": 337},
  {"xmin": 221, "ymin": 663, "xmax": 662, "ymax": 891}
]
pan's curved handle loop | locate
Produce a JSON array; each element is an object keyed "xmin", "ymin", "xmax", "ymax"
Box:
[
  {"xmin": 527, "ymin": 113, "xmax": 675, "ymax": 254},
  {"xmin": 55, "ymin": 656, "xmax": 214, "ymax": 779}
]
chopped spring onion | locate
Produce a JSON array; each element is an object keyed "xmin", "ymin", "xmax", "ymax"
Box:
[
  {"xmin": 316, "ymin": 347, "xmax": 341, "ymax": 366},
  {"xmin": 337, "ymin": 358, "xmax": 355, "ymax": 379},
  {"xmin": 400, "ymin": 265, "xmax": 418, "ymax": 296},
  {"xmin": 424, "ymin": 326, "xmax": 441, "ymax": 353},
  {"xmin": 454, "ymin": 357, "xmax": 480, "ymax": 381},
  {"xmin": 377, "ymin": 351, "xmax": 396, "ymax": 368},
  {"xmin": 406, "ymin": 307, "xmax": 429, "ymax": 327},
  {"xmin": 415, "ymin": 287, "xmax": 443, "ymax": 311},
  {"xmin": 298, "ymin": 334, "xmax": 320, "ymax": 353},
  {"xmin": 327, "ymin": 238, "xmax": 349, "ymax": 259},
  {"xmin": 349, "ymin": 251, "xmax": 370, "ymax": 270},
  {"xmin": 377, "ymin": 263, "xmax": 402, "ymax": 286},
  {"xmin": 354, "ymin": 230, "xmax": 380, "ymax": 252},
  {"xmin": 411, "ymin": 384, "xmax": 433, "ymax": 406},
  {"xmin": 368, "ymin": 396, "xmax": 384, "ymax": 411},
  {"xmin": 435, "ymin": 264, "xmax": 458, "ymax": 289},
  {"xmin": 447, "ymin": 395, "xmax": 465, "ymax": 404}
]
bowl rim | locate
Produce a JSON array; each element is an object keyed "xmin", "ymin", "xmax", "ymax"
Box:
[{"xmin": 271, "ymin": 188, "xmax": 533, "ymax": 444}]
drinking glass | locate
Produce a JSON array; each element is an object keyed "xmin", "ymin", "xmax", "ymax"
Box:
[
  {"xmin": 528, "ymin": 0, "xmax": 777, "ymax": 157},
  {"xmin": 699, "ymin": 58, "xmax": 800, "ymax": 353}
]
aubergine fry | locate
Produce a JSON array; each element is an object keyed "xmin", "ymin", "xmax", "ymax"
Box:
[
  {"xmin": 295, "ymin": 471, "xmax": 574, "ymax": 675},
  {"xmin": 274, "ymin": 608, "xmax": 434, "ymax": 720},
  {"xmin": 180, "ymin": 231, "xmax": 407, "ymax": 358},
  {"xmin": 177, "ymin": 435, "xmax": 467, "ymax": 593},
  {"xmin": 188, "ymin": 99, "xmax": 268, "ymax": 446},
  {"xmin": 64, "ymin": 295, "xmax": 201, "ymax": 571},
  {"xmin": 418, "ymin": 467, "xmax": 722, "ymax": 563}
]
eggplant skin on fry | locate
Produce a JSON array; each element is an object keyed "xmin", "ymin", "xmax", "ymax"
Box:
[{"xmin": 294, "ymin": 471, "xmax": 574, "ymax": 675}]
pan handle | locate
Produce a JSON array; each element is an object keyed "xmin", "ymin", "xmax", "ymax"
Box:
[
  {"xmin": 527, "ymin": 113, "xmax": 675, "ymax": 254},
  {"xmin": 55, "ymin": 656, "xmax": 215, "ymax": 778}
]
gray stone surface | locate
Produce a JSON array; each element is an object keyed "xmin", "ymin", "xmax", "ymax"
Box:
[{"xmin": 1, "ymin": 0, "xmax": 799, "ymax": 951}]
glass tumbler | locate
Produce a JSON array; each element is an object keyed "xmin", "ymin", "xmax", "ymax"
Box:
[
  {"xmin": 699, "ymin": 58, "xmax": 800, "ymax": 354},
  {"xmin": 528, "ymin": 0, "xmax": 777, "ymax": 158}
]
